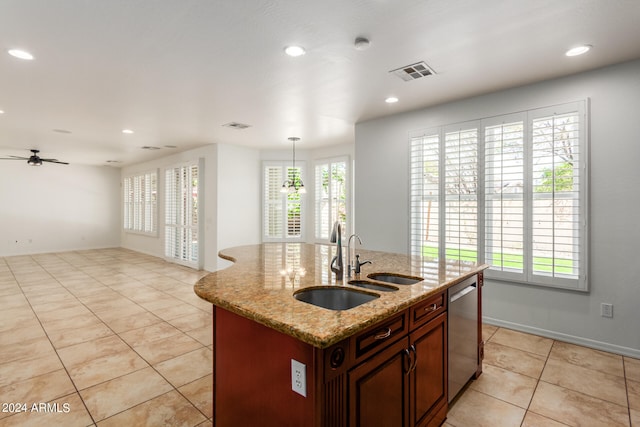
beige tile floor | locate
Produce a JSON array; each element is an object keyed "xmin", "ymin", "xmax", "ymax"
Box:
[
  {"xmin": 446, "ymin": 324, "xmax": 640, "ymax": 427},
  {"xmin": 0, "ymin": 248, "xmax": 212, "ymax": 427},
  {"xmin": 1, "ymin": 248, "xmax": 639, "ymax": 426}
]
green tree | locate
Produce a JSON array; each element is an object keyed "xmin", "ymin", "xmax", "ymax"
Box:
[{"xmin": 536, "ymin": 162, "xmax": 574, "ymax": 192}]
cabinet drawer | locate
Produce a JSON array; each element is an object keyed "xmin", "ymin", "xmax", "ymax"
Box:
[
  {"xmin": 351, "ymin": 311, "xmax": 408, "ymax": 363},
  {"xmin": 410, "ymin": 291, "xmax": 446, "ymax": 329}
]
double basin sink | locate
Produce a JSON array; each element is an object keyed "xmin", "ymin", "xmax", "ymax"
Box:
[{"xmin": 293, "ymin": 273, "xmax": 422, "ymax": 311}]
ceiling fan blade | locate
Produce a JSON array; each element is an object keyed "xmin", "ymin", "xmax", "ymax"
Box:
[
  {"xmin": 0, "ymin": 156, "xmax": 29, "ymax": 160},
  {"xmin": 42, "ymin": 159, "xmax": 69, "ymax": 165}
]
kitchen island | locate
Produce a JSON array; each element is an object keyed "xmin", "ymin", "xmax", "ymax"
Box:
[{"xmin": 194, "ymin": 243, "xmax": 487, "ymax": 427}]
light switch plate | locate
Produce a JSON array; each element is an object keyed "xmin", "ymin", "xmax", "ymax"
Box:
[{"xmin": 291, "ymin": 359, "xmax": 307, "ymax": 397}]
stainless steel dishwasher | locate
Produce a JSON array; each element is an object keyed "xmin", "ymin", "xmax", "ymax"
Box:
[{"xmin": 448, "ymin": 275, "xmax": 478, "ymax": 402}]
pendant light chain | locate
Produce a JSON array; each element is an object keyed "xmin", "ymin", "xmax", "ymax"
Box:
[{"xmin": 281, "ymin": 137, "xmax": 306, "ymax": 194}]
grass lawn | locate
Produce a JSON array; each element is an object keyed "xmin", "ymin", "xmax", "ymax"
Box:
[{"xmin": 421, "ymin": 245, "xmax": 574, "ymax": 274}]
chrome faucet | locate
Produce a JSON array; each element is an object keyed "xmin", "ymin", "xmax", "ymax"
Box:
[
  {"xmin": 347, "ymin": 234, "xmax": 362, "ymax": 278},
  {"xmin": 330, "ymin": 221, "xmax": 344, "ymax": 281}
]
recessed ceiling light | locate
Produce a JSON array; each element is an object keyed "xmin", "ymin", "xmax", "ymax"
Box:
[
  {"xmin": 8, "ymin": 49, "xmax": 34, "ymax": 60},
  {"xmin": 284, "ymin": 45, "xmax": 306, "ymax": 57},
  {"xmin": 122, "ymin": 129, "xmax": 134, "ymax": 134},
  {"xmin": 385, "ymin": 97, "xmax": 399, "ymax": 104},
  {"xmin": 565, "ymin": 45, "xmax": 592, "ymax": 57},
  {"xmin": 0, "ymin": 110, "xmax": 4, "ymax": 114}
]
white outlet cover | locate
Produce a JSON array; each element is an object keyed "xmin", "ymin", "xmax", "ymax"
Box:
[{"xmin": 291, "ymin": 359, "xmax": 307, "ymax": 397}]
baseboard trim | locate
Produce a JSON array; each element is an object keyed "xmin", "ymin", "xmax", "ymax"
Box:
[{"xmin": 483, "ymin": 316, "xmax": 640, "ymax": 359}]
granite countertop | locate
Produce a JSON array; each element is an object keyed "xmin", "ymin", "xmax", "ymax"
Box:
[{"xmin": 194, "ymin": 243, "xmax": 488, "ymax": 349}]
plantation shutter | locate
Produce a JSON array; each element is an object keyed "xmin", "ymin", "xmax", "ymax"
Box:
[
  {"xmin": 264, "ymin": 165, "xmax": 284, "ymax": 239},
  {"xmin": 123, "ymin": 171, "xmax": 157, "ymax": 235},
  {"xmin": 165, "ymin": 163, "xmax": 199, "ymax": 266},
  {"xmin": 315, "ymin": 163, "xmax": 330, "ymax": 240},
  {"xmin": 286, "ymin": 166, "xmax": 302, "ymax": 238},
  {"xmin": 315, "ymin": 158, "xmax": 348, "ymax": 242},
  {"xmin": 529, "ymin": 105, "xmax": 585, "ymax": 287},
  {"xmin": 484, "ymin": 116, "xmax": 525, "ymax": 277},
  {"xmin": 410, "ymin": 132, "xmax": 440, "ymax": 257},
  {"xmin": 262, "ymin": 162, "xmax": 305, "ymax": 242},
  {"xmin": 143, "ymin": 173, "xmax": 157, "ymax": 233},
  {"xmin": 444, "ymin": 125, "xmax": 478, "ymax": 263},
  {"xmin": 123, "ymin": 177, "xmax": 132, "ymax": 230},
  {"xmin": 409, "ymin": 101, "xmax": 587, "ymax": 290}
]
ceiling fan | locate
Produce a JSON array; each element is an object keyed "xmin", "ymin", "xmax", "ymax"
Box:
[{"xmin": 0, "ymin": 149, "xmax": 69, "ymax": 166}]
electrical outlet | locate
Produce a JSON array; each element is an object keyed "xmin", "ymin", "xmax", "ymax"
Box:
[
  {"xmin": 291, "ymin": 359, "xmax": 307, "ymax": 397},
  {"xmin": 601, "ymin": 303, "xmax": 613, "ymax": 318}
]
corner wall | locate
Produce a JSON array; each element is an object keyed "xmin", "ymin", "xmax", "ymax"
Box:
[
  {"xmin": 0, "ymin": 162, "xmax": 121, "ymax": 256},
  {"xmin": 120, "ymin": 145, "xmax": 220, "ymax": 271},
  {"xmin": 354, "ymin": 59, "xmax": 640, "ymax": 356},
  {"xmin": 120, "ymin": 143, "xmax": 261, "ymax": 272}
]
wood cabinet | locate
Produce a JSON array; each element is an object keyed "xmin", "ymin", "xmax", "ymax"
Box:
[
  {"xmin": 410, "ymin": 313, "xmax": 447, "ymax": 427},
  {"xmin": 213, "ymin": 275, "xmax": 481, "ymax": 427},
  {"xmin": 347, "ymin": 312, "xmax": 447, "ymax": 427},
  {"xmin": 349, "ymin": 337, "xmax": 410, "ymax": 427}
]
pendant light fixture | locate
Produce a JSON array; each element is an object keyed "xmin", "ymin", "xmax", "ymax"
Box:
[{"xmin": 281, "ymin": 137, "xmax": 306, "ymax": 194}]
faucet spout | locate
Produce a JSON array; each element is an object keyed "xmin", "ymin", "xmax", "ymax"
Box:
[{"xmin": 330, "ymin": 222, "xmax": 344, "ymax": 281}]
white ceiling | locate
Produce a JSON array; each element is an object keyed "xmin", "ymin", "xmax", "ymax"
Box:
[{"xmin": 1, "ymin": 0, "xmax": 640, "ymax": 166}]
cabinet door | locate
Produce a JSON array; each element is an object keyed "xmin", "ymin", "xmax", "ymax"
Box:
[
  {"xmin": 410, "ymin": 313, "xmax": 447, "ymax": 427},
  {"xmin": 349, "ymin": 337, "xmax": 410, "ymax": 427}
]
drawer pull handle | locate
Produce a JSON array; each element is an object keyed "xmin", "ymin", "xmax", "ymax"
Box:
[
  {"xmin": 424, "ymin": 303, "xmax": 437, "ymax": 312},
  {"xmin": 374, "ymin": 327, "xmax": 392, "ymax": 340}
]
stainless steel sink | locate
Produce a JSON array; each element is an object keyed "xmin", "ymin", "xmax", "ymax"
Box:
[
  {"xmin": 367, "ymin": 273, "xmax": 423, "ymax": 285},
  {"xmin": 293, "ymin": 287, "xmax": 379, "ymax": 310},
  {"xmin": 348, "ymin": 280, "xmax": 398, "ymax": 292}
]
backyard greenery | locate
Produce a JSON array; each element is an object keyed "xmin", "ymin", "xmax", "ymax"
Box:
[{"xmin": 421, "ymin": 245, "xmax": 574, "ymax": 274}]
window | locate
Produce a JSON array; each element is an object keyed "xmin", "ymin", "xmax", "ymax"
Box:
[
  {"xmin": 410, "ymin": 101, "xmax": 588, "ymax": 290},
  {"xmin": 315, "ymin": 157, "xmax": 349, "ymax": 241},
  {"xmin": 123, "ymin": 170, "xmax": 157, "ymax": 235},
  {"xmin": 263, "ymin": 162, "xmax": 306, "ymax": 241},
  {"xmin": 165, "ymin": 162, "xmax": 200, "ymax": 267}
]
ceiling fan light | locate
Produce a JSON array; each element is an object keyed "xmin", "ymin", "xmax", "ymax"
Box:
[{"xmin": 28, "ymin": 157, "xmax": 42, "ymax": 166}]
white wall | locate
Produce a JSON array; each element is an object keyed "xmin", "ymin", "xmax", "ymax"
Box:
[
  {"xmin": 216, "ymin": 144, "xmax": 261, "ymax": 268},
  {"xmin": 0, "ymin": 162, "xmax": 120, "ymax": 256},
  {"xmin": 354, "ymin": 59, "xmax": 640, "ymax": 356}
]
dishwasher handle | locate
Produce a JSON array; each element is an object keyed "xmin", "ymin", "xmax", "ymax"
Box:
[{"xmin": 450, "ymin": 282, "xmax": 476, "ymax": 303}]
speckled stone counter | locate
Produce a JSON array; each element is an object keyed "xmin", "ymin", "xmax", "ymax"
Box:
[{"xmin": 194, "ymin": 243, "xmax": 487, "ymax": 348}]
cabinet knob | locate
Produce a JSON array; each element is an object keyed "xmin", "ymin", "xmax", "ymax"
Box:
[{"xmin": 329, "ymin": 347, "xmax": 345, "ymax": 369}]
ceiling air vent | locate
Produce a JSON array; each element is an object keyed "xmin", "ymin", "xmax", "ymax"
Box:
[
  {"xmin": 222, "ymin": 122, "xmax": 251, "ymax": 130},
  {"xmin": 141, "ymin": 146, "xmax": 161, "ymax": 150},
  {"xmin": 389, "ymin": 61, "xmax": 436, "ymax": 82}
]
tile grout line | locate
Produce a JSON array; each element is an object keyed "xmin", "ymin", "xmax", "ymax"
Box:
[
  {"xmin": 623, "ymin": 357, "xmax": 633, "ymax": 427},
  {"xmin": 6, "ymin": 253, "xmax": 99, "ymax": 426},
  {"xmin": 64, "ymin": 253, "xmax": 211, "ymax": 424},
  {"xmin": 3, "ymin": 249, "xmax": 212, "ymax": 426}
]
